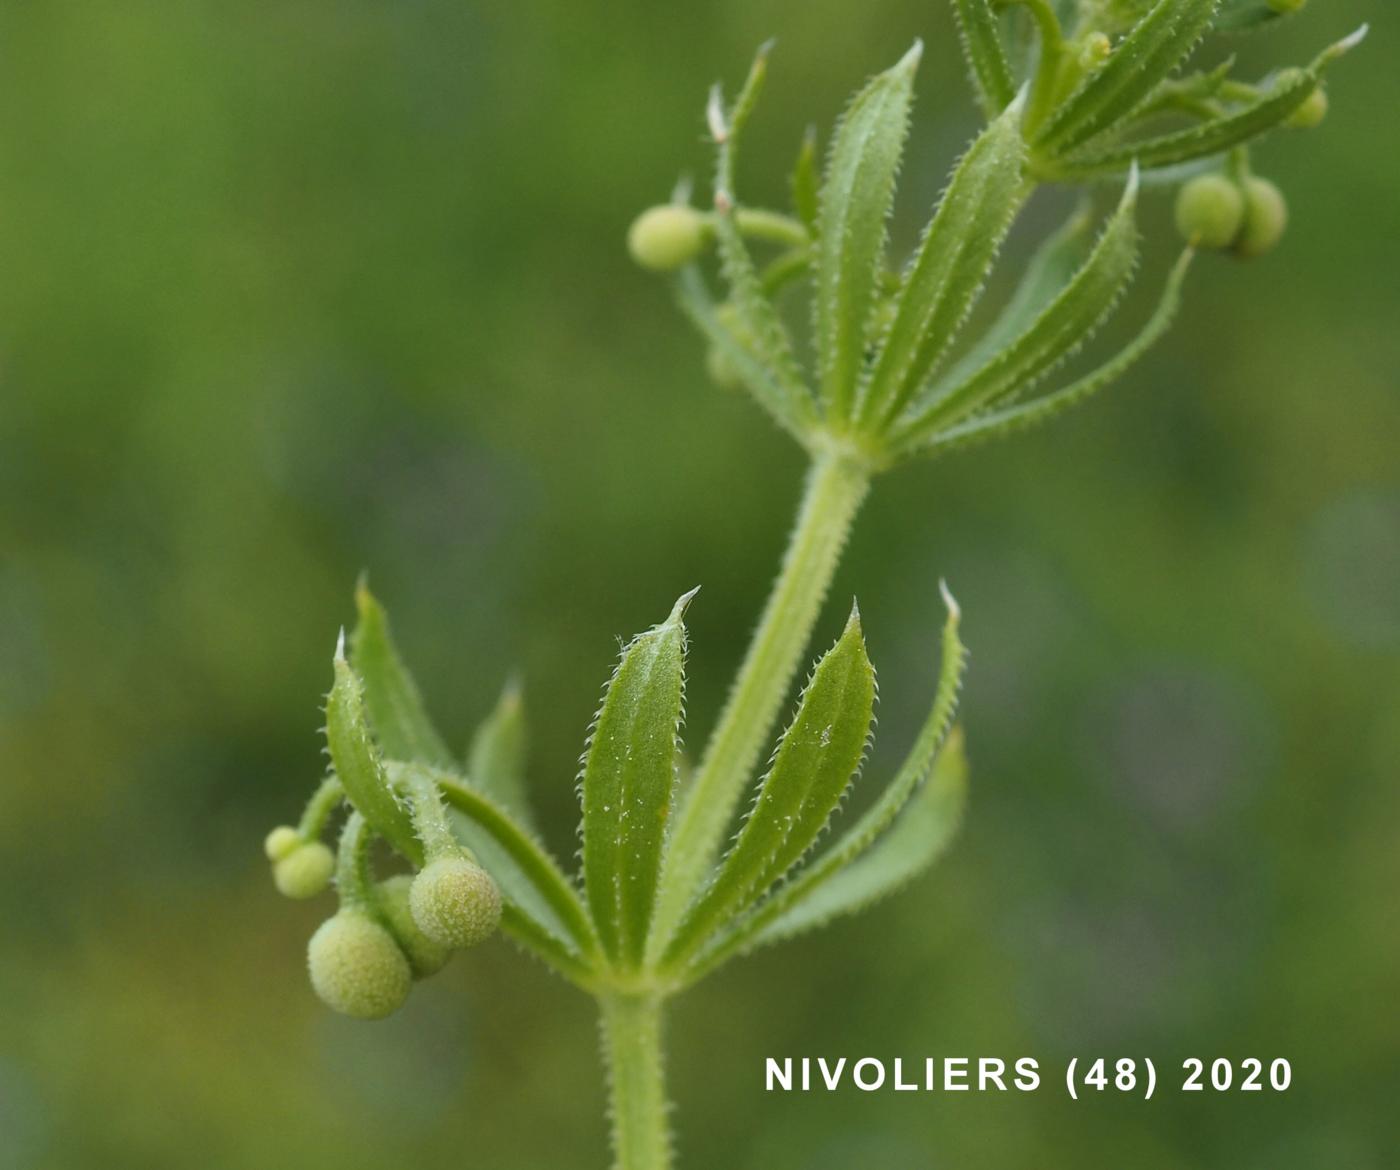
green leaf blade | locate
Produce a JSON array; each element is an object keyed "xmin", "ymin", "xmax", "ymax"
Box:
[
  {"xmin": 682, "ymin": 588, "xmax": 966, "ymax": 977},
  {"xmin": 815, "ymin": 42, "xmax": 922, "ymax": 421},
  {"xmin": 468, "ymin": 677, "xmax": 533, "ymax": 831},
  {"xmin": 325, "ymin": 641, "xmax": 423, "ymax": 865},
  {"xmin": 932, "ymin": 203, "xmax": 1096, "ymax": 394},
  {"xmin": 927, "ymin": 248, "xmax": 1194, "ymax": 455},
  {"xmin": 754, "ymin": 724, "xmax": 968, "ymax": 946},
  {"xmin": 580, "ymin": 591, "xmax": 694, "ymax": 968},
  {"xmin": 860, "ymin": 95, "xmax": 1029, "ymax": 427},
  {"xmin": 711, "ymin": 209, "xmax": 816, "ymax": 436},
  {"xmin": 1060, "ymin": 28, "xmax": 1368, "ymax": 175},
  {"xmin": 1033, "ymin": 0, "xmax": 1219, "ymax": 158},
  {"xmin": 349, "ymin": 582, "xmax": 455, "ymax": 770},
  {"xmin": 790, "ymin": 126, "xmax": 820, "ymax": 231},
  {"xmin": 897, "ymin": 169, "xmax": 1142, "ymax": 449},
  {"xmin": 950, "ymin": 0, "xmax": 1017, "ymax": 119},
  {"xmin": 675, "ymin": 267, "xmax": 812, "ymax": 443},
  {"xmin": 665, "ymin": 605, "xmax": 875, "ymax": 965}
]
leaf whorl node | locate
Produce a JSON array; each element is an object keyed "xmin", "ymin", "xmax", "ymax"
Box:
[{"xmin": 307, "ymin": 910, "xmax": 412, "ymax": 1019}]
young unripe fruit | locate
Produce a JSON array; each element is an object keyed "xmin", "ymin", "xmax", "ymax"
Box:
[
  {"xmin": 376, "ymin": 875, "xmax": 451, "ymax": 978},
  {"xmin": 1234, "ymin": 177, "xmax": 1289, "ymax": 259},
  {"xmin": 1286, "ymin": 86, "xmax": 1328, "ymax": 130},
  {"xmin": 1267, "ymin": 0, "xmax": 1306, "ymax": 12},
  {"xmin": 409, "ymin": 855, "xmax": 503, "ymax": 950},
  {"xmin": 264, "ymin": 825, "xmax": 301, "ymax": 862},
  {"xmin": 307, "ymin": 911, "xmax": 412, "ymax": 1019},
  {"xmin": 627, "ymin": 205, "xmax": 709, "ymax": 272},
  {"xmin": 1174, "ymin": 175, "xmax": 1245, "ymax": 250},
  {"xmin": 273, "ymin": 841, "xmax": 336, "ymax": 899}
]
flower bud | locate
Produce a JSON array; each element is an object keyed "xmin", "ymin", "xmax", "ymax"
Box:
[
  {"xmin": 307, "ymin": 910, "xmax": 413, "ymax": 1020},
  {"xmin": 627, "ymin": 205, "xmax": 710, "ymax": 272},
  {"xmin": 409, "ymin": 855, "xmax": 503, "ymax": 950},
  {"xmin": 1080, "ymin": 32, "xmax": 1112, "ymax": 70},
  {"xmin": 264, "ymin": 825, "xmax": 301, "ymax": 862},
  {"xmin": 376, "ymin": 875, "xmax": 451, "ymax": 978},
  {"xmin": 273, "ymin": 841, "xmax": 335, "ymax": 899},
  {"xmin": 1174, "ymin": 175, "xmax": 1245, "ymax": 251},
  {"xmin": 1234, "ymin": 177, "xmax": 1289, "ymax": 259}
]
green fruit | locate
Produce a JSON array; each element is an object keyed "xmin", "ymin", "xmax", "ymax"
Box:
[
  {"xmin": 376, "ymin": 875, "xmax": 451, "ymax": 978},
  {"xmin": 1286, "ymin": 86, "xmax": 1328, "ymax": 130},
  {"xmin": 1174, "ymin": 175, "xmax": 1245, "ymax": 250},
  {"xmin": 627, "ymin": 205, "xmax": 710, "ymax": 271},
  {"xmin": 263, "ymin": 825, "xmax": 301, "ymax": 862},
  {"xmin": 1234, "ymin": 177, "xmax": 1289, "ymax": 259},
  {"xmin": 410, "ymin": 855, "xmax": 503, "ymax": 950},
  {"xmin": 307, "ymin": 911, "xmax": 413, "ymax": 1019},
  {"xmin": 273, "ymin": 841, "xmax": 335, "ymax": 899}
]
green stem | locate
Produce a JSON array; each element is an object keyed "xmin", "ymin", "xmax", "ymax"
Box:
[
  {"xmin": 649, "ymin": 450, "xmax": 871, "ymax": 953},
  {"xmin": 601, "ymin": 993, "xmax": 672, "ymax": 1170}
]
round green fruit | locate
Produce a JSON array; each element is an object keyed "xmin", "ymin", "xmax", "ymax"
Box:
[
  {"xmin": 1174, "ymin": 175, "xmax": 1245, "ymax": 251},
  {"xmin": 307, "ymin": 911, "xmax": 412, "ymax": 1020},
  {"xmin": 410, "ymin": 855, "xmax": 503, "ymax": 950}
]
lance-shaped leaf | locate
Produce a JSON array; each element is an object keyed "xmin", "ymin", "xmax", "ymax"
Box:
[
  {"xmin": 468, "ymin": 677, "xmax": 533, "ymax": 831},
  {"xmin": 858, "ymin": 93, "xmax": 1029, "ymax": 427},
  {"xmin": 682, "ymin": 587, "xmax": 966, "ymax": 978},
  {"xmin": 922, "ymin": 248, "xmax": 1193, "ymax": 456},
  {"xmin": 349, "ymin": 581, "xmax": 455, "ymax": 770},
  {"xmin": 950, "ymin": 0, "xmax": 1017, "ymax": 119},
  {"xmin": 1033, "ymin": 0, "xmax": 1219, "ymax": 159},
  {"xmin": 712, "ymin": 210, "xmax": 815, "ymax": 436},
  {"xmin": 814, "ymin": 42, "xmax": 922, "ymax": 420},
  {"xmin": 897, "ymin": 168, "xmax": 1141, "ymax": 447},
  {"xmin": 580, "ymin": 591, "xmax": 694, "ymax": 967},
  {"xmin": 790, "ymin": 126, "xmax": 820, "ymax": 232},
  {"xmin": 664, "ymin": 605, "xmax": 875, "ymax": 967},
  {"xmin": 1059, "ymin": 29, "xmax": 1368, "ymax": 176},
  {"xmin": 675, "ymin": 268, "xmax": 811, "ymax": 442},
  {"xmin": 932, "ymin": 204, "xmax": 1095, "ymax": 395},
  {"xmin": 752, "ymin": 726, "xmax": 967, "ymax": 946},
  {"xmin": 392, "ymin": 761, "xmax": 601, "ymax": 973},
  {"xmin": 325, "ymin": 637, "xmax": 423, "ymax": 864},
  {"xmin": 1213, "ymin": 0, "xmax": 1290, "ymax": 33}
]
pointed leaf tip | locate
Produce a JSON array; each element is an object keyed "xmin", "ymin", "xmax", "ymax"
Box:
[
  {"xmin": 939, "ymin": 579, "xmax": 961, "ymax": 622},
  {"xmin": 334, "ymin": 627, "xmax": 347, "ymax": 663},
  {"xmin": 1331, "ymin": 24, "xmax": 1369, "ymax": 58},
  {"xmin": 669, "ymin": 586, "xmax": 702, "ymax": 622},
  {"xmin": 706, "ymin": 84, "xmax": 727, "ymax": 142},
  {"xmin": 1123, "ymin": 161, "xmax": 1141, "ymax": 203}
]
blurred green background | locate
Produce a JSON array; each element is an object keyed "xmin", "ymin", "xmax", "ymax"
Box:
[{"xmin": 1, "ymin": 1, "xmax": 1396, "ymax": 1167}]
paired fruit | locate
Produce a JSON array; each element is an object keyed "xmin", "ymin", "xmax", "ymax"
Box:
[{"xmin": 1175, "ymin": 174, "xmax": 1289, "ymax": 259}]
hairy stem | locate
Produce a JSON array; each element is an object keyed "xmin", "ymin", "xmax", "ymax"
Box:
[
  {"xmin": 649, "ymin": 450, "xmax": 871, "ymax": 953},
  {"xmin": 601, "ymin": 993, "xmax": 672, "ymax": 1170}
]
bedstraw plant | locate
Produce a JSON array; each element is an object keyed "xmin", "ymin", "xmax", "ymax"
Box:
[{"xmin": 263, "ymin": 2, "xmax": 1361, "ymax": 1166}]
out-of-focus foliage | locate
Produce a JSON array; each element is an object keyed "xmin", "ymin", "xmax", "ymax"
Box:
[{"xmin": 0, "ymin": 1, "xmax": 1395, "ymax": 1167}]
